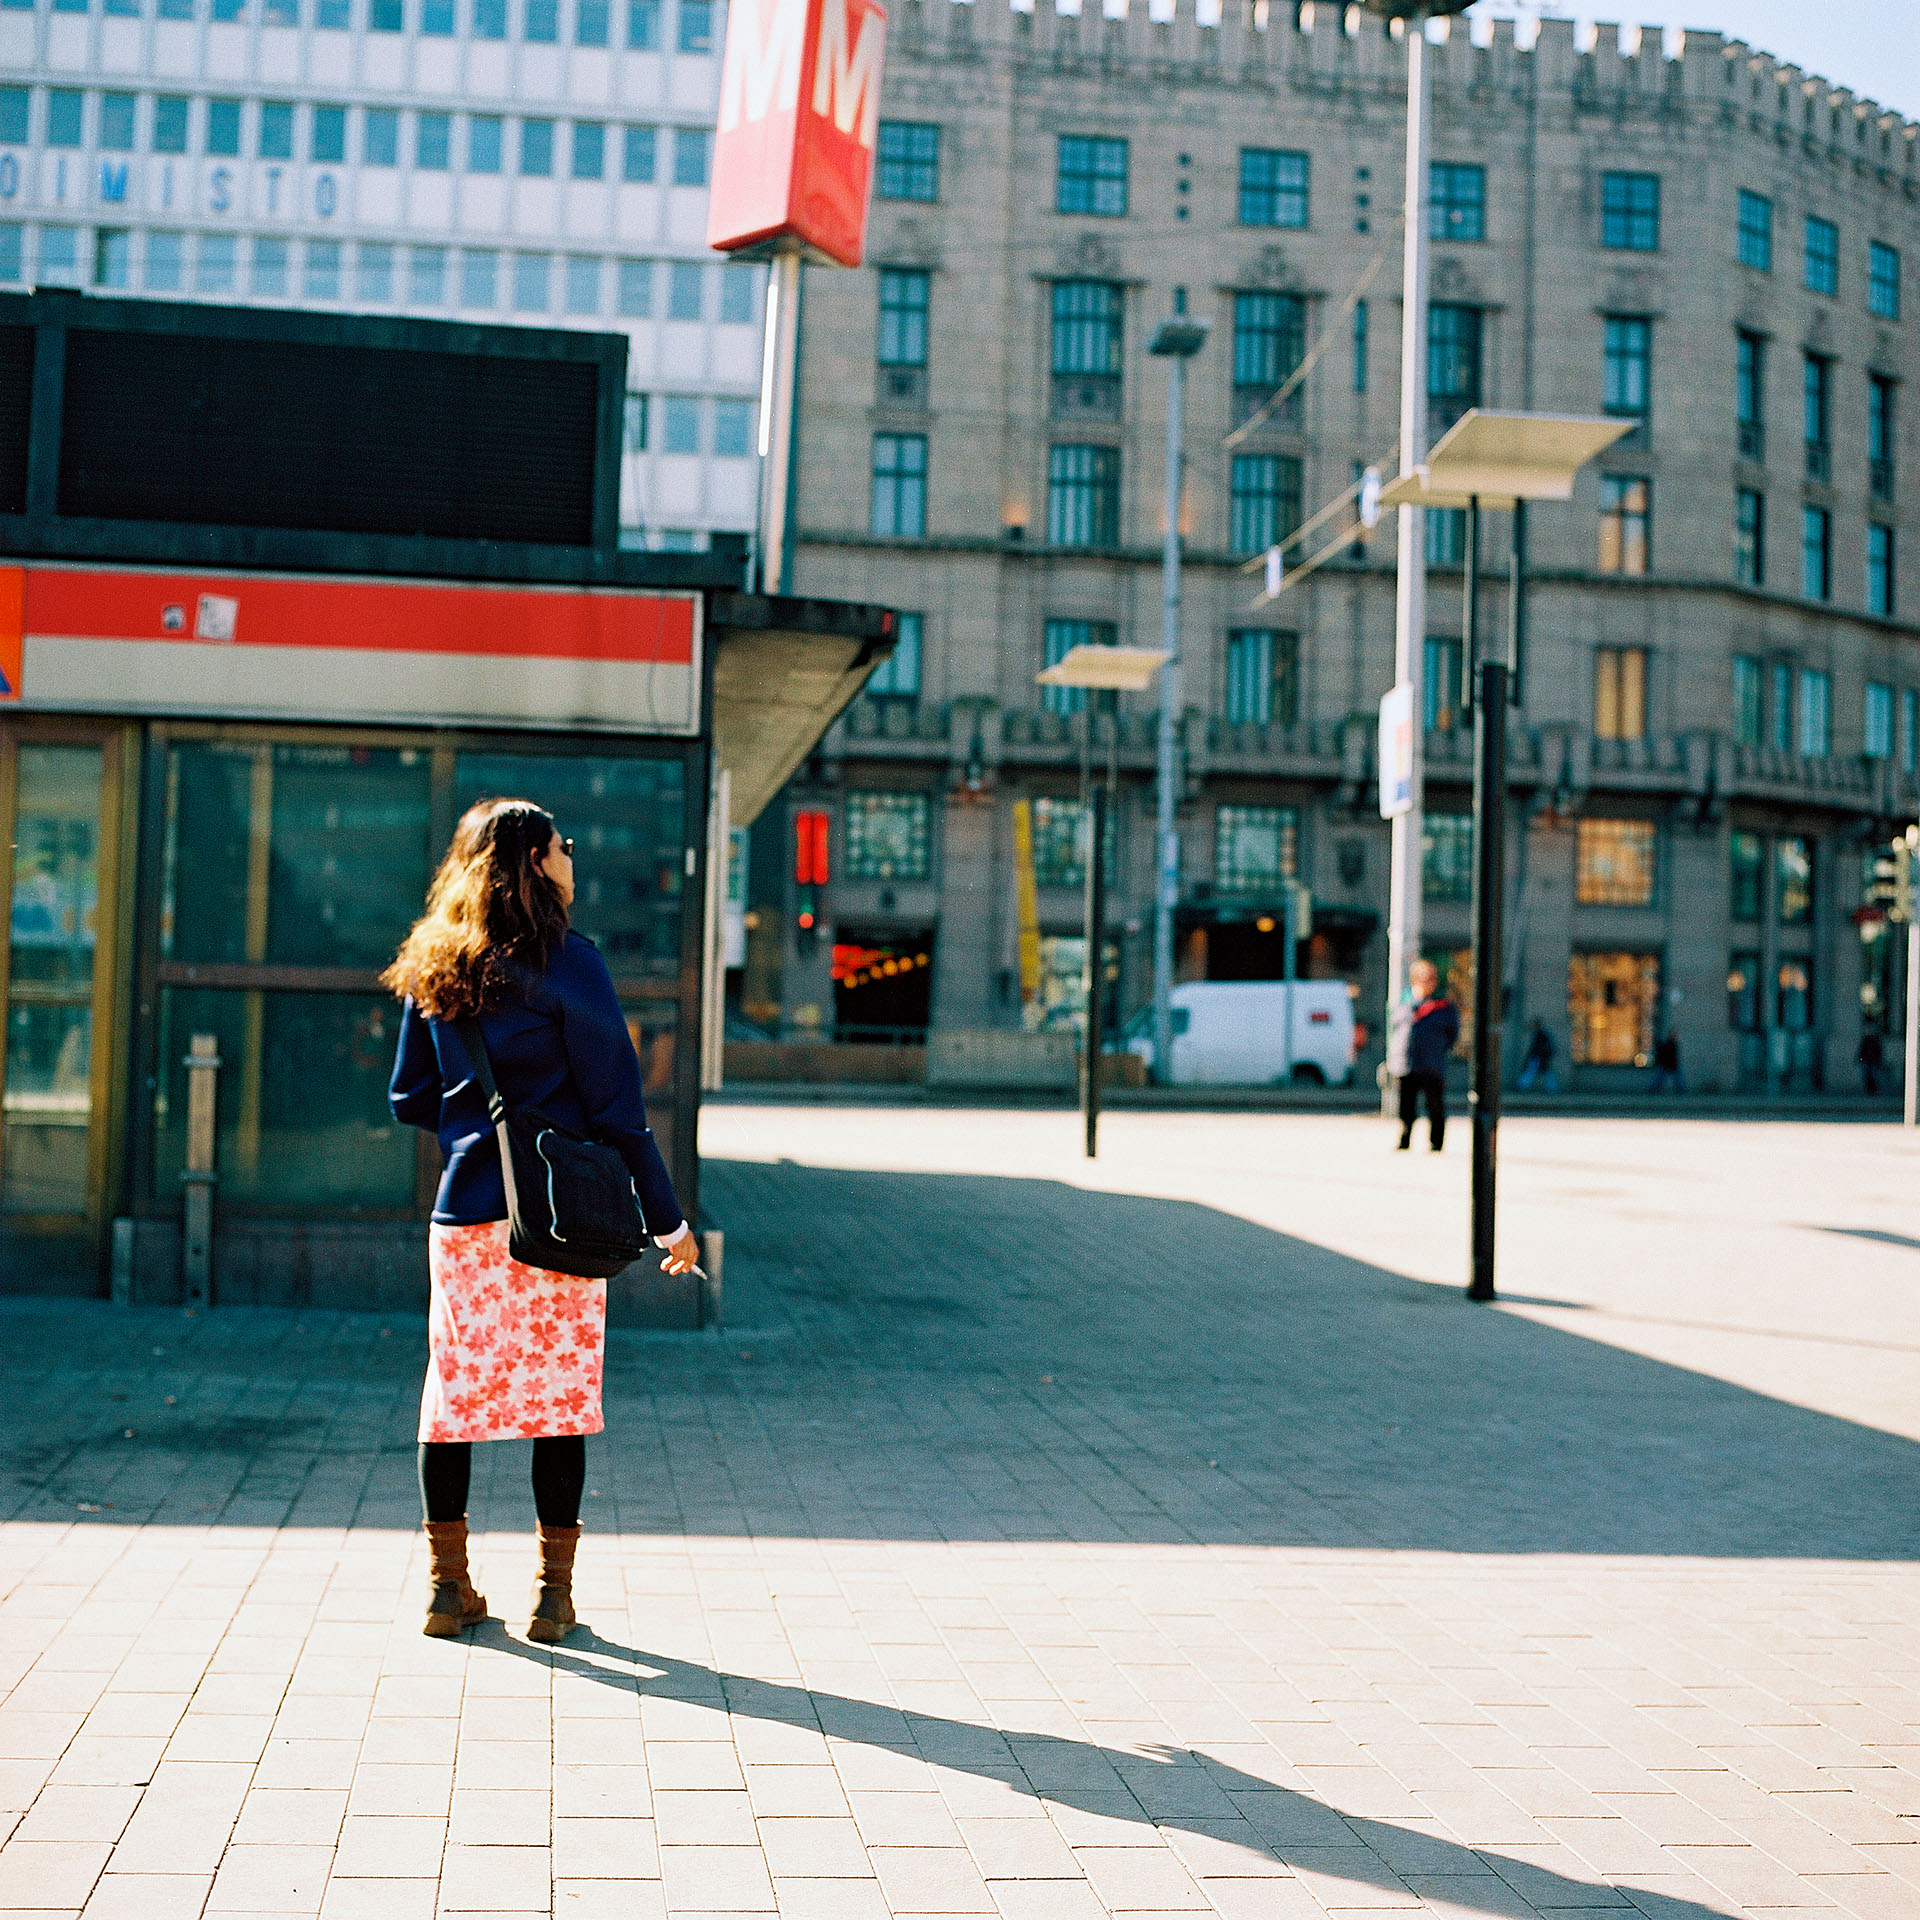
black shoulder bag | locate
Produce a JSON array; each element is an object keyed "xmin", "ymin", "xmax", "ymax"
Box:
[{"xmin": 453, "ymin": 1016, "xmax": 651, "ymax": 1280}]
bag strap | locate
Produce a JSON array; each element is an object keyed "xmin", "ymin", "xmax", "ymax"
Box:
[{"xmin": 453, "ymin": 1016, "xmax": 506, "ymax": 1124}]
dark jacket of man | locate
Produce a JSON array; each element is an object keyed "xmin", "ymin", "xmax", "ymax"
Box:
[{"xmin": 1406, "ymin": 996, "xmax": 1460, "ymax": 1077}]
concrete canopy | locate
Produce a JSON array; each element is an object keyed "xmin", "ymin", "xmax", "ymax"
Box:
[{"xmin": 1378, "ymin": 410, "xmax": 1635, "ymax": 511}]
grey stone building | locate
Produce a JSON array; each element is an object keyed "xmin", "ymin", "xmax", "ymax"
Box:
[{"xmin": 752, "ymin": 3, "xmax": 1919, "ymax": 1093}]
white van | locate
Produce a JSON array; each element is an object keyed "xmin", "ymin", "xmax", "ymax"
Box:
[{"xmin": 1125, "ymin": 980, "xmax": 1357, "ymax": 1087}]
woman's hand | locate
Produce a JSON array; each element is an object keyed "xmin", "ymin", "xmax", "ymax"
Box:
[{"xmin": 655, "ymin": 1223, "xmax": 701, "ymax": 1275}]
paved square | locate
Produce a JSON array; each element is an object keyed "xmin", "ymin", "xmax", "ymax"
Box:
[{"xmin": 3, "ymin": 1108, "xmax": 1919, "ymax": 1918}]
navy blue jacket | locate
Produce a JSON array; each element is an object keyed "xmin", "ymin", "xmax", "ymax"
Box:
[
  {"xmin": 389, "ymin": 931, "xmax": 684, "ymax": 1233},
  {"xmin": 1406, "ymin": 996, "xmax": 1460, "ymax": 1077}
]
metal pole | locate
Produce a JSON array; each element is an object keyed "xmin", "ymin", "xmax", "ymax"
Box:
[
  {"xmin": 1151, "ymin": 355, "xmax": 1185, "ymax": 1086},
  {"xmin": 1465, "ymin": 498, "xmax": 1507, "ymax": 1304},
  {"xmin": 1508, "ymin": 497, "xmax": 1527, "ymax": 700},
  {"xmin": 1907, "ymin": 904, "xmax": 1919, "ymax": 1129},
  {"xmin": 1385, "ymin": 20, "xmax": 1431, "ymax": 1108},
  {"xmin": 1083, "ymin": 727, "xmax": 1110, "ymax": 1160},
  {"xmin": 181, "ymin": 1031, "xmax": 220, "ymax": 1308},
  {"xmin": 756, "ymin": 245, "xmax": 803, "ymax": 596}
]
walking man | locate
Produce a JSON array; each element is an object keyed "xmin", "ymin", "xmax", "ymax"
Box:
[{"xmin": 1394, "ymin": 959, "xmax": 1459, "ymax": 1152}]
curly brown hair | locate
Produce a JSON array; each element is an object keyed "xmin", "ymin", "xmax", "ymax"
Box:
[{"xmin": 381, "ymin": 798, "xmax": 569, "ymax": 1019}]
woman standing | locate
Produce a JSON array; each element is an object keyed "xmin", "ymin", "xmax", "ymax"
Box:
[{"xmin": 383, "ymin": 798, "xmax": 700, "ymax": 1643}]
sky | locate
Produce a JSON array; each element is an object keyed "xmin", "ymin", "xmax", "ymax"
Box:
[{"xmin": 1467, "ymin": 1, "xmax": 1920, "ymax": 122}]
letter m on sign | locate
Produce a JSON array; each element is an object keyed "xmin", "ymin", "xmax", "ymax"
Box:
[{"xmin": 707, "ymin": 0, "xmax": 886, "ymax": 269}]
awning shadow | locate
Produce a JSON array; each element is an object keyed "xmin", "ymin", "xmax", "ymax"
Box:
[{"xmin": 470, "ymin": 1623, "xmax": 1738, "ymax": 1920}]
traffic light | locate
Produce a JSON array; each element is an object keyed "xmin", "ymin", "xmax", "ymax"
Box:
[{"xmin": 794, "ymin": 808, "xmax": 830, "ymax": 943}]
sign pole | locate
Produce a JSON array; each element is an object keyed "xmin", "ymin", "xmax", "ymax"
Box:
[
  {"xmin": 1907, "ymin": 830, "xmax": 1920, "ymax": 1127},
  {"xmin": 756, "ymin": 245, "xmax": 803, "ymax": 597}
]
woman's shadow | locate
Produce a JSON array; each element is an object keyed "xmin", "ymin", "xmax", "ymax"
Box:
[{"xmin": 472, "ymin": 1622, "xmax": 1737, "ymax": 1920}]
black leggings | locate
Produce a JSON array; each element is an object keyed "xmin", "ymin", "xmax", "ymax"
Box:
[{"xmin": 417, "ymin": 1437, "xmax": 586, "ymax": 1527}]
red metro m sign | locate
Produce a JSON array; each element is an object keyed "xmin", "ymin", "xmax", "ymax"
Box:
[{"xmin": 706, "ymin": 0, "xmax": 887, "ymax": 268}]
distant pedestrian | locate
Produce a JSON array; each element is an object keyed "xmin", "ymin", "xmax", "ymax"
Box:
[
  {"xmin": 1393, "ymin": 959, "xmax": 1459, "ymax": 1152},
  {"xmin": 1651, "ymin": 1030, "xmax": 1684, "ymax": 1094},
  {"xmin": 1517, "ymin": 1020, "xmax": 1558, "ymax": 1093},
  {"xmin": 1859, "ymin": 1030, "xmax": 1885, "ymax": 1097},
  {"xmin": 384, "ymin": 799, "xmax": 701, "ymax": 1644}
]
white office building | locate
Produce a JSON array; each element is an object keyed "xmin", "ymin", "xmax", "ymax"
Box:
[{"xmin": 0, "ymin": 0, "xmax": 761, "ymax": 548}]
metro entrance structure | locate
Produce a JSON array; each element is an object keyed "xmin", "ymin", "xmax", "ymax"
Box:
[{"xmin": 0, "ymin": 289, "xmax": 891, "ymax": 1321}]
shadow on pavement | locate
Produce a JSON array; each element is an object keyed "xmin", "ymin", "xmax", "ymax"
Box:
[
  {"xmin": 1, "ymin": 1157, "xmax": 1916, "ymax": 1566},
  {"xmin": 468, "ymin": 1623, "xmax": 1738, "ymax": 1920}
]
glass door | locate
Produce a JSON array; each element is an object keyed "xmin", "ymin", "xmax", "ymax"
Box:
[{"xmin": 0, "ymin": 725, "xmax": 131, "ymax": 1269}]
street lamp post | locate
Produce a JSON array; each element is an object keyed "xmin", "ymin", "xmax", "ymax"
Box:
[
  {"xmin": 1147, "ymin": 297, "xmax": 1208, "ymax": 1088},
  {"xmin": 1382, "ymin": 410, "xmax": 1631, "ymax": 1300},
  {"xmin": 1037, "ymin": 644, "xmax": 1173, "ymax": 1157}
]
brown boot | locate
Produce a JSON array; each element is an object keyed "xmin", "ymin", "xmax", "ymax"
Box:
[
  {"xmin": 423, "ymin": 1519, "xmax": 488, "ymax": 1637},
  {"xmin": 527, "ymin": 1523, "xmax": 582, "ymax": 1645}
]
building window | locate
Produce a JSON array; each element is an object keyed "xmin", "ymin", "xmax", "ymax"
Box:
[
  {"xmin": 1215, "ymin": 805, "xmax": 1298, "ymax": 895},
  {"xmin": 1732, "ymin": 655, "xmax": 1763, "ymax": 746},
  {"xmin": 616, "ymin": 259, "xmax": 651, "ymax": 317},
  {"xmin": 1424, "ymin": 634, "xmax": 1462, "ymax": 733},
  {"xmin": 1423, "ymin": 813, "xmax": 1473, "ymax": 904},
  {"xmin": 1803, "ymin": 354, "xmax": 1830, "ymax": 480},
  {"xmin": 661, "ymin": 395, "xmax": 699, "ymax": 453},
  {"xmin": 870, "ymin": 433, "xmax": 927, "ymax": 538},
  {"xmin": 719, "ymin": 262, "xmax": 755, "ymax": 324},
  {"xmin": 416, "ymin": 111, "xmax": 450, "ymax": 170},
  {"xmin": 1804, "ymin": 215, "xmax": 1839, "ymax": 296},
  {"xmin": 1769, "ymin": 661, "xmax": 1793, "ymax": 753},
  {"xmin": 876, "ymin": 121, "xmax": 939, "ymax": 202},
  {"xmin": 1735, "ymin": 489, "xmax": 1764, "ymax": 586},
  {"xmin": 1730, "ymin": 830, "xmax": 1763, "ymax": 922},
  {"xmin": 361, "ymin": 105, "xmax": 399, "ymax": 166},
  {"xmin": 866, "ymin": 611, "xmax": 922, "ymax": 701},
  {"xmin": 1223, "ymin": 629, "xmax": 1298, "ymax": 728},
  {"xmin": 571, "ymin": 121, "xmax": 605, "ymax": 179},
  {"xmin": 1047, "ymin": 445, "xmax": 1120, "ymax": 550},
  {"xmin": 467, "ymin": 115, "xmax": 503, "ymax": 172},
  {"xmin": 1869, "ymin": 241, "xmax": 1902, "ymax": 320},
  {"xmin": 1868, "ymin": 524, "xmax": 1895, "ymax": 619},
  {"xmin": 1802, "ymin": 505, "xmax": 1831, "ymax": 601},
  {"xmin": 1727, "ymin": 949, "xmax": 1761, "ymax": 1032},
  {"xmin": 520, "ymin": 118, "xmax": 554, "ymax": 176},
  {"xmin": 1057, "ymin": 135, "xmax": 1127, "ymax": 217},
  {"xmin": 1229, "ymin": 454, "xmax": 1301, "ymax": 559},
  {"xmin": 666, "ymin": 260, "xmax": 703, "ymax": 319},
  {"xmin": 1575, "ymin": 819, "xmax": 1656, "ymax": 907},
  {"xmin": 93, "ymin": 229, "xmax": 130, "ymax": 289},
  {"xmin": 1738, "ymin": 190, "xmax": 1773, "ymax": 271},
  {"xmin": 1429, "ymin": 161, "xmax": 1484, "ymax": 243},
  {"xmin": 878, "ymin": 269, "xmax": 928, "ymax": 369},
  {"xmin": 1736, "ymin": 331, "xmax": 1765, "ymax": 462},
  {"xmin": 1030, "ymin": 797, "xmax": 1092, "ymax": 890},
  {"xmin": 620, "ymin": 124, "xmax": 655, "ymax": 182},
  {"xmin": 712, "ymin": 398, "xmax": 753, "ymax": 457},
  {"xmin": 1797, "ymin": 668, "xmax": 1831, "ymax": 758},
  {"xmin": 1594, "ymin": 646, "xmax": 1647, "ymax": 740},
  {"xmin": 844, "ymin": 792, "xmax": 930, "ymax": 882},
  {"xmin": 1352, "ymin": 299, "xmax": 1367, "ymax": 394},
  {"xmin": 1866, "ymin": 681, "xmax": 1895, "ymax": 760},
  {"xmin": 621, "ymin": 392, "xmax": 647, "ymax": 452},
  {"xmin": 512, "ymin": 252, "xmax": 550, "ymax": 313},
  {"xmin": 255, "ymin": 235, "xmax": 291, "ymax": 297},
  {"xmin": 0, "ymin": 227, "xmax": 17, "ymax": 284},
  {"xmin": 676, "ymin": 0, "xmax": 711, "ymax": 50},
  {"xmin": 1427, "ymin": 303, "xmax": 1481, "ymax": 440},
  {"xmin": 1901, "ymin": 689, "xmax": 1918, "ymax": 773},
  {"xmin": 1869, "ymin": 375, "xmax": 1894, "ymax": 502},
  {"xmin": 1598, "ymin": 476, "xmax": 1650, "ymax": 575},
  {"xmin": 1239, "ymin": 147, "xmax": 1308, "ymax": 228},
  {"xmin": 153, "ymin": 95, "xmax": 191, "ymax": 154},
  {"xmin": 1602, "ymin": 315, "xmax": 1650, "ymax": 433},
  {"xmin": 472, "ymin": 0, "xmax": 506, "ymax": 33},
  {"xmin": 1601, "ymin": 171, "xmax": 1660, "ymax": 251},
  {"xmin": 304, "ymin": 238, "xmax": 341, "ymax": 301},
  {"xmin": 1425, "ymin": 509, "xmax": 1466, "ymax": 569},
  {"xmin": 1569, "ymin": 952, "xmax": 1660, "ymax": 1066},
  {"xmin": 459, "ymin": 248, "xmax": 497, "ymax": 309},
  {"xmin": 204, "ymin": 97, "xmax": 242, "ymax": 157},
  {"xmin": 369, "ymin": 0, "xmax": 404, "ymax": 25},
  {"xmin": 1776, "ymin": 957, "xmax": 1813, "ymax": 1033},
  {"xmin": 1231, "ymin": 291, "xmax": 1304, "ymax": 428},
  {"xmin": 106, "ymin": 93, "xmax": 151, "ymax": 154},
  {"xmin": 1041, "ymin": 619, "xmax": 1117, "ymax": 717},
  {"xmin": 1777, "ymin": 836, "xmax": 1812, "ymax": 925},
  {"xmin": 355, "ymin": 240, "xmax": 392, "ymax": 302},
  {"xmin": 1052, "ymin": 280, "xmax": 1123, "ymax": 380},
  {"xmin": 576, "ymin": 0, "xmax": 608, "ymax": 41},
  {"xmin": 625, "ymin": 0, "xmax": 656, "ymax": 44},
  {"xmin": 672, "ymin": 127, "xmax": 709, "ymax": 188}
]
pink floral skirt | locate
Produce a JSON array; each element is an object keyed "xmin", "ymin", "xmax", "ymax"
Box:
[{"xmin": 419, "ymin": 1220, "xmax": 606, "ymax": 1443}]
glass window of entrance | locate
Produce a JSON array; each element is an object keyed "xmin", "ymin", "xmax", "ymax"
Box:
[
  {"xmin": 845, "ymin": 792, "xmax": 931, "ymax": 882},
  {"xmin": 1031, "ymin": 797, "xmax": 1090, "ymax": 890},
  {"xmin": 1215, "ymin": 806, "xmax": 1297, "ymax": 894},
  {"xmin": 1568, "ymin": 952, "xmax": 1660, "ymax": 1065},
  {"xmin": 1727, "ymin": 950, "xmax": 1761, "ymax": 1032},
  {"xmin": 1575, "ymin": 819, "xmax": 1655, "ymax": 906}
]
